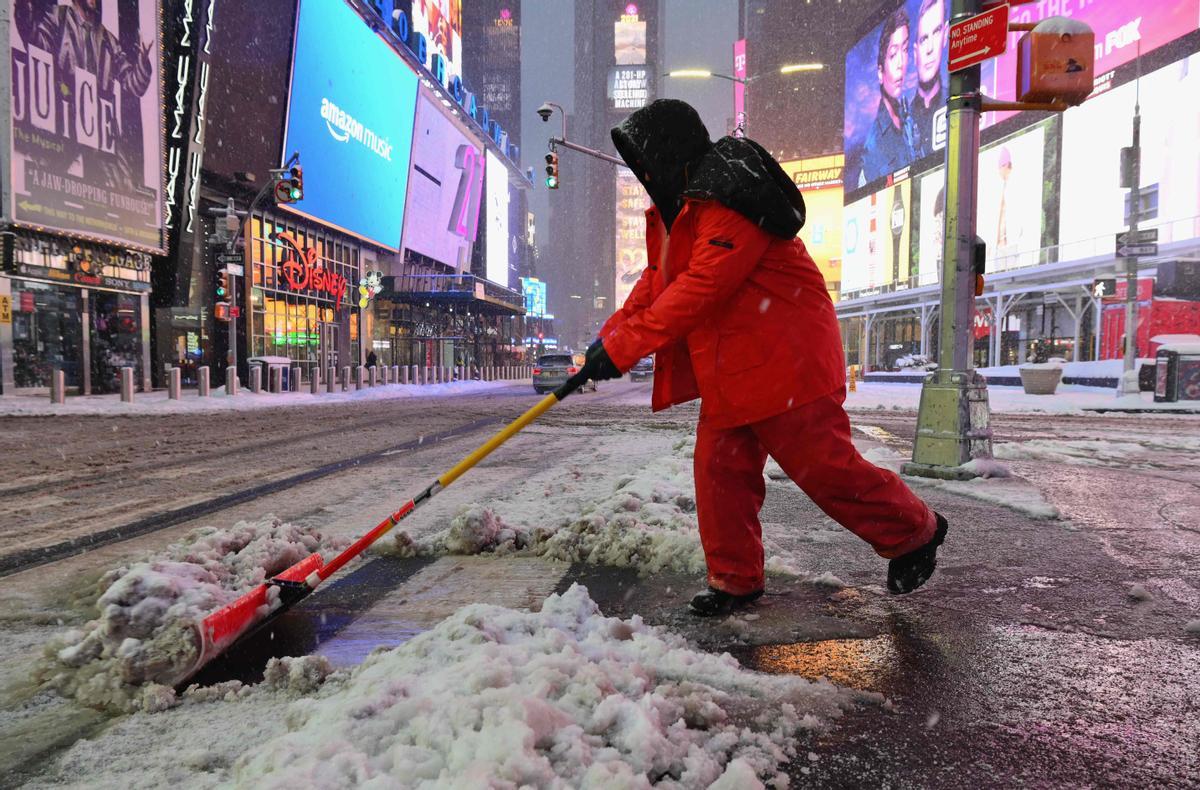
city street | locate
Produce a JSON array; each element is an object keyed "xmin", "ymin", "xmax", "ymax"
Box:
[{"xmin": 1, "ymin": 381, "xmax": 1197, "ymax": 787}]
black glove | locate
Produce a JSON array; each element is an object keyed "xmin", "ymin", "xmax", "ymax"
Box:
[{"xmin": 580, "ymin": 338, "xmax": 623, "ymax": 382}]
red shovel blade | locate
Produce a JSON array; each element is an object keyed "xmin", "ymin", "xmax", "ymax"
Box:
[{"xmin": 184, "ymin": 552, "xmax": 324, "ymax": 683}]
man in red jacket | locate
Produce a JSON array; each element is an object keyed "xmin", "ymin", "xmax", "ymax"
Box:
[{"xmin": 572, "ymin": 99, "xmax": 947, "ymax": 616}]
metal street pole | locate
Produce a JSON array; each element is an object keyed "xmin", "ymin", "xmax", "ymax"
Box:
[
  {"xmin": 903, "ymin": 0, "xmax": 993, "ymax": 480},
  {"xmin": 1119, "ymin": 61, "xmax": 1142, "ymax": 396}
]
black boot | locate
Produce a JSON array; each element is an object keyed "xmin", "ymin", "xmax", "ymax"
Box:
[
  {"xmin": 887, "ymin": 513, "xmax": 949, "ymax": 594},
  {"xmin": 688, "ymin": 587, "xmax": 763, "ymax": 617}
]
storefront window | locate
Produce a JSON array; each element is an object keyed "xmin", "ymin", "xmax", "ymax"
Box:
[
  {"xmin": 90, "ymin": 292, "xmax": 144, "ymax": 394},
  {"xmin": 10, "ymin": 280, "xmax": 83, "ymax": 389}
]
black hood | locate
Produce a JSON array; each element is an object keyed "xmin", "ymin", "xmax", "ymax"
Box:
[
  {"xmin": 681, "ymin": 137, "xmax": 806, "ymax": 239},
  {"xmin": 611, "ymin": 99, "xmax": 712, "ymax": 231},
  {"xmin": 611, "ymin": 100, "xmax": 805, "ymax": 238}
]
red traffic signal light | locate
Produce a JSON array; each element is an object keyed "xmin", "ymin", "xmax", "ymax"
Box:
[{"xmin": 214, "ymin": 302, "xmax": 231, "ymax": 321}]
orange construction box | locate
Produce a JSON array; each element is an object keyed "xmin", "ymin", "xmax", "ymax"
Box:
[{"xmin": 1016, "ymin": 17, "xmax": 1094, "ymax": 106}]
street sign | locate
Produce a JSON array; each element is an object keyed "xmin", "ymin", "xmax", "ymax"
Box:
[
  {"xmin": 216, "ymin": 252, "xmax": 243, "ymax": 264},
  {"xmin": 1116, "ymin": 243, "xmax": 1158, "ymax": 258},
  {"xmin": 221, "ymin": 263, "xmax": 245, "ymax": 276},
  {"xmin": 1092, "ymin": 278, "xmax": 1117, "ymax": 298},
  {"xmin": 0, "ymin": 295, "xmax": 10, "ymax": 324},
  {"xmin": 948, "ymin": 4, "xmax": 1009, "ymax": 73},
  {"xmin": 230, "ymin": 306, "xmax": 242, "ymax": 318},
  {"xmin": 1115, "ymin": 228, "xmax": 1158, "ymax": 246}
]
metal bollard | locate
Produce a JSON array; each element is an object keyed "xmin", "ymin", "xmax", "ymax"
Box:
[
  {"xmin": 269, "ymin": 366, "xmax": 283, "ymax": 394},
  {"xmin": 327, "ymin": 366, "xmax": 337, "ymax": 394},
  {"xmin": 291, "ymin": 366, "xmax": 302, "ymax": 392},
  {"xmin": 50, "ymin": 369, "xmax": 66, "ymax": 404},
  {"xmin": 370, "ymin": 366, "xmax": 379, "ymax": 387},
  {"xmin": 249, "ymin": 366, "xmax": 262, "ymax": 394},
  {"xmin": 198, "ymin": 366, "xmax": 210, "ymax": 397},
  {"xmin": 226, "ymin": 366, "xmax": 239, "ymax": 396},
  {"xmin": 400, "ymin": 365, "xmax": 409, "ymax": 385},
  {"xmin": 310, "ymin": 367, "xmax": 321, "ymax": 395},
  {"xmin": 342, "ymin": 366, "xmax": 351, "ymax": 392},
  {"xmin": 120, "ymin": 367, "xmax": 135, "ymax": 402},
  {"xmin": 168, "ymin": 367, "xmax": 182, "ymax": 400},
  {"xmin": 381, "ymin": 366, "xmax": 390, "ymax": 385}
]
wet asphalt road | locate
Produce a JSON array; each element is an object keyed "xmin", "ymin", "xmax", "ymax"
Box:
[{"xmin": 2, "ymin": 383, "xmax": 1198, "ymax": 786}]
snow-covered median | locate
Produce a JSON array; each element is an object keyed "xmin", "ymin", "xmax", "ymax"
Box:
[
  {"xmin": 389, "ymin": 436, "xmax": 794, "ymax": 579},
  {"xmin": 233, "ymin": 584, "xmax": 870, "ymax": 788},
  {"xmin": 37, "ymin": 518, "xmax": 338, "ymax": 712}
]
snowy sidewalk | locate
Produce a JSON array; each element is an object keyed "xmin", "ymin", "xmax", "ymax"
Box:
[
  {"xmin": 845, "ymin": 380, "xmax": 1200, "ymax": 414},
  {"xmin": 0, "ymin": 379, "xmax": 529, "ymax": 417}
]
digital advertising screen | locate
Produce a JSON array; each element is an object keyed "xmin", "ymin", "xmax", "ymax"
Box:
[
  {"xmin": 412, "ymin": 0, "xmax": 464, "ymax": 80},
  {"xmin": 782, "ymin": 155, "xmax": 845, "ymax": 298},
  {"xmin": 981, "ymin": 0, "xmax": 1200, "ymax": 127},
  {"xmin": 615, "ymin": 169, "xmax": 652, "ymax": 307},
  {"xmin": 8, "ymin": 0, "xmax": 165, "ymax": 252},
  {"xmin": 844, "ymin": 0, "xmax": 951, "ymax": 192},
  {"xmin": 841, "ymin": 178, "xmax": 913, "ymax": 296},
  {"xmin": 282, "ymin": 0, "xmax": 418, "ymax": 249},
  {"xmin": 402, "ymin": 91, "xmax": 484, "ymax": 270},
  {"xmin": 1059, "ymin": 52, "xmax": 1200, "ymax": 250},
  {"xmin": 485, "ymin": 150, "xmax": 510, "ymax": 287},
  {"xmin": 976, "ymin": 124, "xmax": 1046, "ymax": 272},
  {"xmin": 521, "ymin": 277, "xmax": 547, "ymax": 317},
  {"xmin": 916, "ymin": 166, "xmax": 945, "ymax": 287}
]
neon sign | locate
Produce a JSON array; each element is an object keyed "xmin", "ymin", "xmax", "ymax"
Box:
[{"xmin": 277, "ymin": 231, "xmax": 348, "ymax": 310}]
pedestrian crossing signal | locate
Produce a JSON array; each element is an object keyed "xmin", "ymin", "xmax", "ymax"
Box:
[{"xmin": 545, "ymin": 152, "xmax": 559, "ymax": 189}]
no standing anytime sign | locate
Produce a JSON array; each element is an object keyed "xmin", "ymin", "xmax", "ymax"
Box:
[{"xmin": 948, "ymin": 3, "xmax": 1010, "ymax": 73}]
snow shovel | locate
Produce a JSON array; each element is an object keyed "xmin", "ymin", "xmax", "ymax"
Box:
[{"xmin": 180, "ymin": 373, "xmax": 591, "ymax": 685}]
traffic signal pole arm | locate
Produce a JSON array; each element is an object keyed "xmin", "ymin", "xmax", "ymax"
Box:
[{"xmin": 549, "ymin": 137, "xmax": 629, "ymax": 169}]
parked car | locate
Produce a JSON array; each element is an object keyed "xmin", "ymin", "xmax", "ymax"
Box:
[
  {"xmin": 533, "ymin": 353, "xmax": 596, "ymax": 394},
  {"xmin": 629, "ymin": 356, "xmax": 654, "ymax": 381}
]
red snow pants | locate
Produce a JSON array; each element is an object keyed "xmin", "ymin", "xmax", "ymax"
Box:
[{"xmin": 694, "ymin": 388, "xmax": 937, "ymax": 595}]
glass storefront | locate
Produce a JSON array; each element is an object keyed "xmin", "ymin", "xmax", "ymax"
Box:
[
  {"xmin": 247, "ymin": 214, "xmax": 361, "ymax": 373},
  {"xmin": 90, "ymin": 291, "xmax": 144, "ymax": 394},
  {"xmin": 10, "ymin": 280, "xmax": 84, "ymax": 389}
]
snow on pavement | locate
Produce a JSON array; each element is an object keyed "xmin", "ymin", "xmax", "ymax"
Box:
[
  {"xmin": 862, "ymin": 447, "xmax": 1061, "ymax": 521},
  {"xmin": 389, "ymin": 434, "xmax": 800, "ymax": 581},
  {"xmin": 0, "ymin": 379, "xmax": 524, "ymax": 417},
  {"xmin": 232, "ymin": 584, "xmax": 871, "ymax": 788},
  {"xmin": 36, "ymin": 519, "xmax": 339, "ymax": 713},
  {"xmin": 993, "ymin": 435, "xmax": 1200, "ymax": 468}
]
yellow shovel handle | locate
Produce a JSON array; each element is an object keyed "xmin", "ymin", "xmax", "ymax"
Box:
[{"xmin": 437, "ymin": 392, "xmax": 559, "ymax": 488}]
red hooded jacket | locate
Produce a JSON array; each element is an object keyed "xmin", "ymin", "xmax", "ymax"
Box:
[{"xmin": 600, "ymin": 198, "xmax": 846, "ymax": 430}]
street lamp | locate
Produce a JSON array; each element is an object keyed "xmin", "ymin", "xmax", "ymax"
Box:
[{"xmin": 663, "ymin": 63, "xmax": 824, "ymax": 137}]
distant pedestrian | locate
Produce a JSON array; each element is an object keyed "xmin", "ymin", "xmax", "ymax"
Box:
[
  {"xmin": 572, "ymin": 99, "xmax": 947, "ymax": 616},
  {"xmin": 366, "ymin": 350, "xmax": 378, "ymax": 368}
]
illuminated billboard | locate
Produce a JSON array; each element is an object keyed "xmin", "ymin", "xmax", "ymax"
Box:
[
  {"xmin": 412, "ymin": 0, "xmax": 464, "ymax": 80},
  {"xmin": 8, "ymin": 0, "xmax": 165, "ymax": 252},
  {"xmin": 608, "ymin": 66, "xmax": 651, "ymax": 111},
  {"xmin": 976, "ymin": 124, "xmax": 1046, "ymax": 272},
  {"xmin": 282, "ymin": 0, "xmax": 419, "ymax": 249},
  {"xmin": 915, "ymin": 166, "xmax": 945, "ymax": 287},
  {"xmin": 1059, "ymin": 52, "xmax": 1200, "ymax": 250},
  {"xmin": 841, "ymin": 178, "xmax": 913, "ymax": 296},
  {"xmin": 844, "ymin": 0, "xmax": 951, "ymax": 191},
  {"xmin": 521, "ymin": 277, "xmax": 547, "ymax": 317},
  {"xmin": 485, "ymin": 150, "xmax": 510, "ymax": 286},
  {"xmin": 402, "ymin": 91, "xmax": 484, "ymax": 270},
  {"xmin": 614, "ymin": 7, "xmax": 647, "ymax": 65},
  {"xmin": 615, "ymin": 169, "xmax": 652, "ymax": 307},
  {"xmin": 782, "ymin": 155, "xmax": 845, "ymax": 299},
  {"xmin": 981, "ymin": 0, "xmax": 1200, "ymax": 126}
]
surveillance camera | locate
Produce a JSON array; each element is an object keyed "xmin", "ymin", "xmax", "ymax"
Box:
[{"xmin": 537, "ymin": 103, "xmax": 554, "ymax": 122}]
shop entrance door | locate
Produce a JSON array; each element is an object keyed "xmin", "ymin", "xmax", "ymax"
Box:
[{"xmin": 319, "ymin": 323, "xmax": 340, "ymax": 369}]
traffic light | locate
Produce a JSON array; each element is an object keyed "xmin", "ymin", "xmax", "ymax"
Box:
[
  {"xmin": 972, "ymin": 236, "xmax": 987, "ymax": 297},
  {"xmin": 544, "ymin": 152, "xmax": 559, "ymax": 189},
  {"xmin": 272, "ymin": 166, "xmax": 304, "ymax": 204},
  {"xmin": 215, "ymin": 267, "xmax": 230, "ymax": 300},
  {"xmin": 287, "ymin": 166, "xmax": 303, "ymax": 202},
  {"xmin": 214, "ymin": 301, "xmax": 231, "ymax": 322}
]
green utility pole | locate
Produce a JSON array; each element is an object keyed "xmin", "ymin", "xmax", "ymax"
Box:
[{"xmin": 903, "ymin": 0, "xmax": 994, "ymax": 481}]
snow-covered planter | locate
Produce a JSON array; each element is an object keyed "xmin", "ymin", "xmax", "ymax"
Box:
[
  {"xmin": 894, "ymin": 353, "xmax": 937, "ymax": 371},
  {"xmin": 1018, "ymin": 362, "xmax": 1064, "ymax": 395}
]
